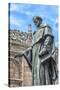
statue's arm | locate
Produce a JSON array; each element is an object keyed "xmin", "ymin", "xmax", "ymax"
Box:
[
  {"xmin": 15, "ymin": 47, "xmax": 32, "ymax": 68},
  {"xmin": 15, "ymin": 47, "xmax": 32, "ymax": 58},
  {"xmin": 23, "ymin": 47, "xmax": 32, "ymax": 65},
  {"xmin": 44, "ymin": 36, "xmax": 53, "ymax": 52},
  {"xmin": 39, "ymin": 36, "xmax": 53, "ymax": 56}
]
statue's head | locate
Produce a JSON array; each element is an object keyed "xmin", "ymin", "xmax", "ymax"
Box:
[{"xmin": 32, "ymin": 16, "xmax": 42, "ymax": 28}]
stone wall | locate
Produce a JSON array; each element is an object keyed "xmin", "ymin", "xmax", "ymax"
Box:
[
  {"xmin": 8, "ymin": 30, "xmax": 32, "ymax": 87},
  {"xmin": 22, "ymin": 56, "xmax": 32, "ymax": 86}
]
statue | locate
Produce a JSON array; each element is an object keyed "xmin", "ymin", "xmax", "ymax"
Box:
[
  {"xmin": 32, "ymin": 16, "xmax": 58, "ymax": 85},
  {"xmin": 15, "ymin": 16, "xmax": 58, "ymax": 85}
]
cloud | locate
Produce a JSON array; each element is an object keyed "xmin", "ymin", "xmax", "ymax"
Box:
[
  {"xmin": 10, "ymin": 3, "xmax": 32, "ymax": 14},
  {"xmin": 55, "ymin": 41, "xmax": 58, "ymax": 47},
  {"xmin": 10, "ymin": 15, "xmax": 28, "ymax": 32},
  {"xmin": 9, "ymin": 4, "xmax": 58, "ymax": 33},
  {"xmin": 10, "ymin": 3, "xmax": 36, "ymax": 19},
  {"xmin": 10, "ymin": 3, "xmax": 19, "ymax": 12},
  {"xmin": 10, "ymin": 4, "xmax": 52, "ymax": 19},
  {"xmin": 10, "ymin": 16, "xmax": 20, "ymax": 26},
  {"xmin": 24, "ymin": 11, "xmax": 32, "ymax": 16},
  {"xmin": 55, "ymin": 16, "xmax": 59, "ymax": 27}
]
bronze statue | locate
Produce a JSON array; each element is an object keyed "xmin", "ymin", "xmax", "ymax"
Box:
[
  {"xmin": 32, "ymin": 16, "xmax": 58, "ymax": 85},
  {"xmin": 15, "ymin": 16, "xmax": 58, "ymax": 85}
]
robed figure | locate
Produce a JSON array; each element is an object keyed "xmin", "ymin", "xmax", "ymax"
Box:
[
  {"xmin": 32, "ymin": 16, "xmax": 57, "ymax": 85},
  {"xmin": 15, "ymin": 16, "xmax": 58, "ymax": 85}
]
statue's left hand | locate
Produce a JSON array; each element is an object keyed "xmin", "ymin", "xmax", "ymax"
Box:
[{"xmin": 39, "ymin": 47, "xmax": 48, "ymax": 57}]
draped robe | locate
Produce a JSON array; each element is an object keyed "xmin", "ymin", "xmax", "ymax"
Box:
[{"xmin": 23, "ymin": 25, "xmax": 58, "ymax": 85}]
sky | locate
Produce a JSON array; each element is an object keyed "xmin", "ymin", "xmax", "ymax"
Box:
[{"xmin": 9, "ymin": 3, "xmax": 58, "ymax": 47}]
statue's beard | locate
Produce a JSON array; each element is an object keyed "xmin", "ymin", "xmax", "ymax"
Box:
[
  {"xmin": 34, "ymin": 21, "xmax": 40, "ymax": 28},
  {"xmin": 36, "ymin": 23, "xmax": 40, "ymax": 28}
]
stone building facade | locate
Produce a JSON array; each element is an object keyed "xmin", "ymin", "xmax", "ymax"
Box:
[{"xmin": 8, "ymin": 29, "xmax": 32, "ymax": 87}]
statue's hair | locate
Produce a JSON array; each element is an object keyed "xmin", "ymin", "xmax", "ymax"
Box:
[{"xmin": 32, "ymin": 16, "xmax": 42, "ymax": 23}]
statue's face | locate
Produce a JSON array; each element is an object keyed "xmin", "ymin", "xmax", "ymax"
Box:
[{"xmin": 34, "ymin": 19, "xmax": 40, "ymax": 28}]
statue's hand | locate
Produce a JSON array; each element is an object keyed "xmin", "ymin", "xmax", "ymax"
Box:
[
  {"xmin": 15, "ymin": 47, "xmax": 32, "ymax": 58},
  {"xmin": 39, "ymin": 47, "xmax": 48, "ymax": 57}
]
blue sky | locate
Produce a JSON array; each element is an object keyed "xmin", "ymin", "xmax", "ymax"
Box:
[{"xmin": 9, "ymin": 3, "xmax": 58, "ymax": 47}]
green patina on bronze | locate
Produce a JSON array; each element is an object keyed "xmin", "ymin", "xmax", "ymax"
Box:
[{"xmin": 32, "ymin": 16, "xmax": 57, "ymax": 85}]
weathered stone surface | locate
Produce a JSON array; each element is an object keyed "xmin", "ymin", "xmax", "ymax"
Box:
[{"xmin": 8, "ymin": 29, "xmax": 32, "ymax": 87}]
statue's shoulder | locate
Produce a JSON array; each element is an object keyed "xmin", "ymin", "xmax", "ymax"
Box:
[
  {"xmin": 33, "ymin": 24, "xmax": 53, "ymax": 45},
  {"xmin": 41, "ymin": 24, "xmax": 53, "ymax": 37}
]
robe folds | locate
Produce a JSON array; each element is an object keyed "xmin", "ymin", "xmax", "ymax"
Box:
[{"xmin": 23, "ymin": 25, "xmax": 58, "ymax": 85}]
